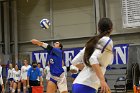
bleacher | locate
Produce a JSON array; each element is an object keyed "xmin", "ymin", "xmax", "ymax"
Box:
[{"xmin": 105, "ymin": 64, "xmax": 127, "ymax": 92}]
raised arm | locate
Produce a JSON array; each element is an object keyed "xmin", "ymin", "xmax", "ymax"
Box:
[{"xmin": 31, "ymin": 39, "xmax": 61, "ymax": 56}]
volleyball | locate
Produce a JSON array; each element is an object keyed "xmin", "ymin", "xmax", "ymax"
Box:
[{"xmin": 40, "ymin": 18, "xmax": 51, "ymax": 29}]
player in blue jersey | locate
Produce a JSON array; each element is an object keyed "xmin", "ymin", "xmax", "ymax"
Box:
[{"xmin": 31, "ymin": 40, "xmax": 68, "ymax": 93}]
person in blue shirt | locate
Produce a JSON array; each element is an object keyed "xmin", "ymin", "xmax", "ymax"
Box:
[
  {"xmin": 27, "ymin": 61, "xmax": 42, "ymax": 93},
  {"xmin": 31, "ymin": 40, "xmax": 68, "ymax": 93}
]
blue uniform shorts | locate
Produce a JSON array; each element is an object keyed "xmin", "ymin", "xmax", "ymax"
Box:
[{"xmin": 72, "ymin": 83, "xmax": 96, "ymax": 93}]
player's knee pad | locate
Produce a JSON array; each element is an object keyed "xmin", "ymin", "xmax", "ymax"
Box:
[
  {"xmin": 23, "ymin": 86, "xmax": 26, "ymax": 90},
  {"xmin": 18, "ymin": 89, "xmax": 20, "ymax": 92},
  {"xmin": 12, "ymin": 89, "xmax": 15, "ymax": 93},
  {"xmin": 10, "ymin": 87, "xmax": 12, "ymax": 91}
]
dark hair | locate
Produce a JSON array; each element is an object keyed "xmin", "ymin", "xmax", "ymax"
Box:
[
  {"xmin": 32, "ymin": 61, "xmax": 37, "ymax": 65},
  {"xmin": 15, "ymin": 64, "xmax": 20, "ymax": 70},
  {"xmin": 84, "ymin": 18, "xmax": 113, "ymax": 67},
  {"xmin": 37, "ymin": 63, "xmax": 41, "ymax": 65},
  {"xmin": 59, "ymin": 42, "xmax": 63, "ymax": 50}
]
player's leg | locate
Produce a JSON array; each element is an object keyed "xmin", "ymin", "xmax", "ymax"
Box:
[
  {"xmin": 46, "ymin": 78, "xmax": 57, "ymax": 93},
  {"xmin": 12, "ymin": 82, "xmax": 17, "ymax": 93},
  {"xmin": 9, "ymin": 80, "xmax": 13, "ymax": 92},
  {"xmin": 17, "ymin": 81, "xmax": 21, "ymax": 93},
  {"xmin": 57, "ymin": 73, "xmax": 68, "ymax": 93},
  {"xmin": 22, "ymin": 80, "xmax": 27, "ymax": 93}
]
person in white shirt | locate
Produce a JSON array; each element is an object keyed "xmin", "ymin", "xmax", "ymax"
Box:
[
  {"xmin": 12, "ymin": 64, "xmax": 21, "ymax": 93},
  {"xmin": 6, "ymin": 63, "xmax": 14, "ymax": 92},
  {"xmin": 62, "ymin": 61, "xmax": 67, "ymax": 77},
  {"xmin": 21, "ymin": 59, "xmax": 31, "ymax": 93},
  {"xmin": 0, "ymin": 65, "xmax": 4, "ymax": 93},
  {"xmin": 44, "ymin": 64, "xmax": 50, "ymax": 84},
  {"xmin": 71, "ymin": 18, "xmax": 113, "ymax": 93},
  {"xmin": 37, "ymin": 63, "xmax": 44, "ymax": 81}
]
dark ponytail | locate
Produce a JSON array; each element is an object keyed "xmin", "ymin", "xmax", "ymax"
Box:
[{"xmin": 84, "ymin": 18, "xmax": 113, "ymax": 67}]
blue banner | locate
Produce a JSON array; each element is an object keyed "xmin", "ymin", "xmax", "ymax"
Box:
[{"xmin": 32, "ymin": 44, "xmax": 129, "ymax": 68}]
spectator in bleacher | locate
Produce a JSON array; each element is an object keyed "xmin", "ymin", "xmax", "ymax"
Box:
[
  {"xmin": 6, "ymin": 63, "xmax": 14, "ymax": 92},
  {"xmin": 71, "ymin": 18, "xmax": 113, "ymax": 93},
  {"xmin": 12, "ymin": 64, "xmax": 21, "ymax": 93},
  {"xmin": 27, "ymin": 61, "xmax": 42, "ymax": 93},
  {"xmin": 21, "ymin": 59, "xmax": 31, "ymax": 93}
]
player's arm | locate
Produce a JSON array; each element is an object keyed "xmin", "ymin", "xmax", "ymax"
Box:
[
  {"xmin": 71, "ymin": 48, "xmax": 85, "ymax": 70},
  {"xmin": 20, "ymin": 67, "xmax": 23, "ymax": 80},
  {"xmin": 89, "ymin": 49, "xmax": 110, "ymax": 93},
  {"xmin": 27, "ymin": 68, "xmax": 31, "ymax": 88},
  {"xmin": 31, "ymin": 39, "xmax": 61, "ymax": 56},
  {"xmin": 27, "ymin": 77, "xmax": 30, "ymax": 88},
  {"xmin": 38, "ymin": 69, "xmax": 43, "ymax": 86},
  {"xmin": 0, "ymin": 73, "xmax": 4, "ymax": 93},
  {"xmin": 39, "ymin": 76, "xmax": 43, "ymax": 86},
  {"xmin": 44, "ymin": 68, "xmax": 47, "ymax": 75},
  {"xmin": 75, "ymin": 63, "xmax": 84, "ymax": 71},
  {"xmin": 31, "ymin": 39, "xmax": 53, "ymax": 50},
  {"xmin": 6, "ymin": 70, "xmax": 9, "ymax": 83},
  {"xmin": 12, "ymin": 71, "xmax": 15, "ymax": 81}
]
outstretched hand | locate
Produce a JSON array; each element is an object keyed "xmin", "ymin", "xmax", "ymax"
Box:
[
  {"xmin": 100, "ymin": 81, "xmax": 111, "ymax": 93},
  {"xmin": 31, "ymin": 39, "xmax": 43, "ymax": 46}
]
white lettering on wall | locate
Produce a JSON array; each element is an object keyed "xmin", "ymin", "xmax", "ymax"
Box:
[
  {"xmin": 64, "ymin": 51, "xmax": 74, "ymax": 67},
  {"xmin": 114, "ymin": 46, "xmax": 127, "ymax": 64},
  {"xmin": 34, "ymin": 53, "xmax": 48, "ymax": 68}
]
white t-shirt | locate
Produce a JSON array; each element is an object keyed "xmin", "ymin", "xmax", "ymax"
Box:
[
  {"xmin": 71, "ymin": 36, "xmax": 113, "ymax": 90},
  {"xmin": 21, "ymin": 65, "xmax": 31, "ymax": 80},
  {"xmin": 7, "ymin": 68, "xmax": 14, "ymax": 79},
  {"xmin": 63, "ymin": 66, "xmax": 67, "ymax": 77},
  {"xmin": 0, "ymin": 66, "xmax": 3, "ymax": 85},
  {"xmin": 13, "ymin": 70, "xmax": 21, "ymax": 82},
  {"xmin": 44, "ymin": 66, "xmax": 50, "ymax": 80}
]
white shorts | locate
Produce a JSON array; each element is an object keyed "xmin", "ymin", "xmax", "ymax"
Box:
[
  {"xmin": 46, "ymin": 75, "xmax": 50, "ymax": 80},
  {"xmin": 51, "ymin": 72, "xmax": 68, "ymax": 92},
  {"xmin": 21, "ymin": 76, "xmax": 27, "ymax": 80}
]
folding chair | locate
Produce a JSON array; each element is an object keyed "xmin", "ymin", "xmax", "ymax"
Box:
[{"xmin": 114, "ymin": 76, "xmax": 127, "ymax": 93}]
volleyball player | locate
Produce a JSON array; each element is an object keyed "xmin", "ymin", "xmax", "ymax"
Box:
[
  {"xmin": 71, "ymin": 18, "xmax": 113, "ymax": 93},
  {"xmin": 6, "ymin": 63, "xmax": 14, "ymax": 92},
  {"xmin": 21, "ymin": 59, "xmax": 31, "ymax": 93},
  {"xmin": 62, "ymin": 60, "xmax": 67, "ymax": 77},
  {"xmin": 37, "ymin": 63, "xmax": 44, "ymax": 82},
  {"xmin": 31, "ymin": 40, "xmax": 68, "ymax": 93},
  {"xmin": 0, "ymin": 65, "xmax": 4, "ymax": 93},
  {"xmin": 12, "ymin": 64, "xmax": 21, "ymax": 93}
]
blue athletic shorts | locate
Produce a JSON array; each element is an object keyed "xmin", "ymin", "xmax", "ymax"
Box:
[
  {"xmin": 72, "ymin": 83, "xmax": 96, "ymax": 93},
  {"xmin": 8, "ymin": 78, "xmax": 13, "ymax": 82}
]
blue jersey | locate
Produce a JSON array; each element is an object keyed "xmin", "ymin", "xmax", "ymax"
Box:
[
  {"xmin": 45, "ymin": 47, "xmax": 64, "ymax": 77},
  {"xmin": 27, "ymin": 67, "xmax": 42, "ymax": 81}
]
